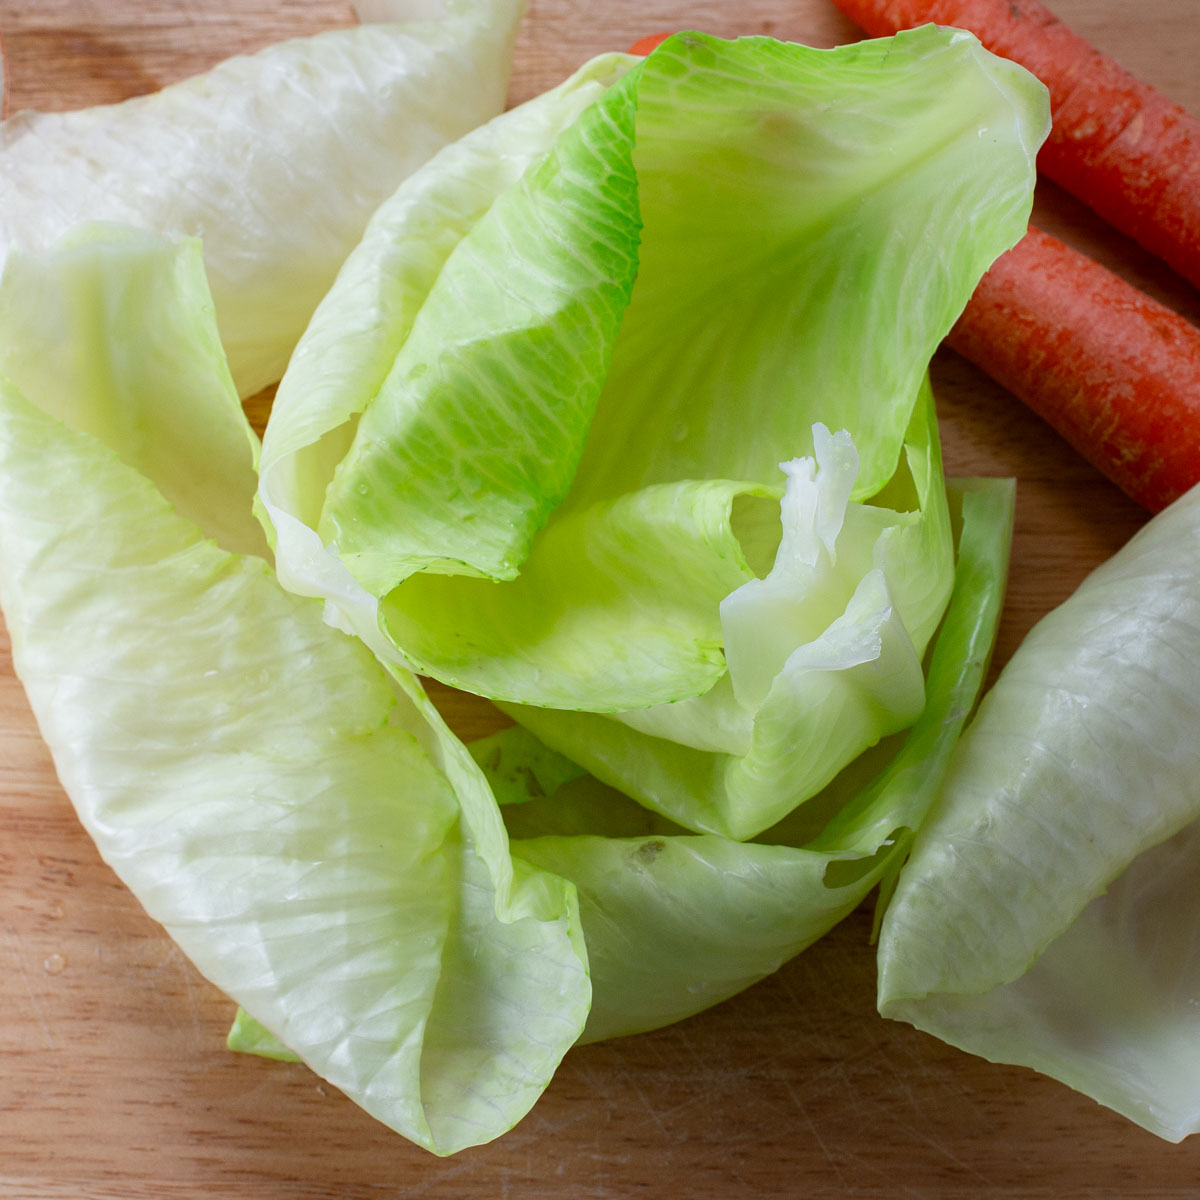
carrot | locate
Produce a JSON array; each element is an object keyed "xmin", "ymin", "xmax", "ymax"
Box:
[
  {"xmin": 948, "ymin": 225, "xmax": 1200, "ymax": 512},
  {"xmin": 830, "ymin": 0, "xmax": 1200, "ymax": 292},
  {"xmin": 627, "ymin": 32, "xmax": 673, "ymax": 56}
]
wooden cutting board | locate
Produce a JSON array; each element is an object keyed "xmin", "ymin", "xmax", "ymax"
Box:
[{"xmin": 2, "ymin": 1, "xmax": 1199, "ymax": 1195}]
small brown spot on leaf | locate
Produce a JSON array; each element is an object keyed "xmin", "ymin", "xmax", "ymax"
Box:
[{"xmin": 634, "ymin": 839, "xmax": 666, "ymax": 865}]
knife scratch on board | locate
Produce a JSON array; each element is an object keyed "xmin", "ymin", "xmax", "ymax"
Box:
[
  {"xmin": 3, "ymin": 922, "xmax": 58, "ymax": 1050},
  {"xmin": 793, "ymin": 1094, "xmax": 853, "ymax": 1184}
]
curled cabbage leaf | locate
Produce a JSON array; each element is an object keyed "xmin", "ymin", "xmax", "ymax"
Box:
[
  {"xmin": 235, "ymin": 471, "xmax": 1017, "ymax": 1046},
  {"xmin": 260, "ymin": 26, "xmax": 1049, "ymax": 839},
  {"xmin": 0, "ymin": 225, "xmax": 587, "ymax": 1156},
  {"xmin": 505, "ymin": 477, "xmax": 1017, "ymax": 1042},
  {"xmin": 878, "ymin": 482, "xmax": 1200, "ymax": 1143}
]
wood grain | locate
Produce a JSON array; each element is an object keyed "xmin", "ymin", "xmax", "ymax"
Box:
[{"xmin": 1, "ymin": 1, "xmax": 1198, "ymax": 1195}]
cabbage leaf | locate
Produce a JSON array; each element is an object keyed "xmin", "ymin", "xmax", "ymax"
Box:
[
  {"xmin": 0, "ymin": 24, "xmax": 1057, "ymax": 1154},
  {"xmin": 505, "ymin": 477, "xmax": 1017, "ymax": 1041},
  {"xmin": 0, "ymin": 0, "xmax": 525, "ymax": 397},
  {"xmin": 0, "ymin": 226, "xmax": 588, "ymax": 1156},
  {"xmin": 234, "ymin": 474, "xmax": 1016, "ymax": 1048},
  {"xmin": 877, "ymin": 483, "xmax": 1200, "ymax": 1143},
  {"xmin": 260, "ymin": 26, "xmax": 1048, "ymax": 838},
  {"xmin": 503, "ymin": 384, "xmax": 954, "ymax": 839}
]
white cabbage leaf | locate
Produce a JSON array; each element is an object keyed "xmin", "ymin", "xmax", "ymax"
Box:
[
  {"xmin": 878, "ymin": 483, "xmax": 1200, "ymax": 1142},
  {"xmin": 0, "ymin": 0, "xmax": 525, "ymax": 397},
  {"xmin": 0, "ymin": 225, "xmax": 588, "ymax": 1156}
]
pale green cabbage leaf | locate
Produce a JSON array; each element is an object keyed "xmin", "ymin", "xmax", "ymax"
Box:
[
  {"xmin": 0, "ymin": 0, "xmax": 525, "ymax": 397},
  {"xmin": 508, "ymin": 478, "xmax": 1017, "ymax": 1041},
  {"xmin": 0, "ymin": 226, "xmax": 588, "ymax": 1157},
  {"xmin": 0, "ymin": 25, "xmax": 1054, "ymax": 1154},
  {"xmin": 504, "ymin": 383, "xmax": 954, "ymax": 839},
  {"xmin": 877, "ymin": 483, "xmax": 1200, "ymax": 1143},
  {"xmin": 260, "ymin": 26, "xmax": 1048, "ymax": 839},
  {"xmin": 235, "ymin": 473, "xmax": 1016, "ymax": 1047}
]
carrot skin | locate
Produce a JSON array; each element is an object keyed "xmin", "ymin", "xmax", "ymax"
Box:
[
  {"xmin": 627, "ymin": 32, "xmax": 674, "ymax": 56},
  {"xmin": 948, "ymin": 226, "xmax": 1200, "ymax": 512},
  {"xmin": 830, "ymin": 0, "xmax": 1200, "ymax": 292}
]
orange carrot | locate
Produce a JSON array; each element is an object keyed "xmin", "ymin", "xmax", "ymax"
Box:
[
  {"xmin": 627, "ymin": 32, "xmax": 673, "ymax": 56},
  {"xmin": 949, "ymin": 225, "xmax": 1200, "ymax": 511},
  {"xmin": 830, "ymin": 0, "xmax": 1200, "ymax": 292}
]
